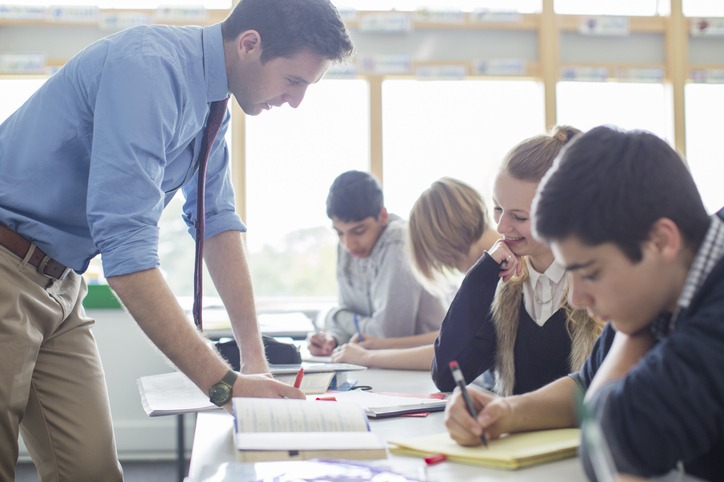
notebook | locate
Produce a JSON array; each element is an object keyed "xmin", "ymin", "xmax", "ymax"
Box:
[
  {"xmin": 388, "ymin": 428, "xmax": 580, "ymax": 470},
  {"xmin": 232, "ymin": 398, "xmax": 387, "ymax": 462},
  {"xmin": 322, "ymin": 390, "xmax": 447, "ymax": 418}
]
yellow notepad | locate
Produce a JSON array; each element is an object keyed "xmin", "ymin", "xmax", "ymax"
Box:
[{"xmin": 388, "ymin": 428, "xmax": 580, "ymax": 470}]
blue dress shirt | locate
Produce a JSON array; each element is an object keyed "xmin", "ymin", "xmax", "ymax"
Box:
[{"xmin": 0, "ymin": 24, "xmax": 244, "ymax": 276}]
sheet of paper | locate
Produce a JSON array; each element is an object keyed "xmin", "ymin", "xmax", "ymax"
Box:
[
  {"xmin": 274, "ymin": 371, "xmax": 336, "ymax": 394},
  {"xmin": 306, "ymin": 390, "xmax": 447, "ymax": 417},
  {"xmin": 137, "ymin": 371, "xmax": 217, "ymax": 416}
]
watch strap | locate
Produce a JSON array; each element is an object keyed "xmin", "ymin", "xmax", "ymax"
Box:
[{"xmin": 220, "ymin": 369, "xmax": 238, "ymax": 388}]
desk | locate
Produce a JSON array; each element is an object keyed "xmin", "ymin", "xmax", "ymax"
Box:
[{"xmin": 187, "ymin": 369, "xmax": 586, "ymax": 481}]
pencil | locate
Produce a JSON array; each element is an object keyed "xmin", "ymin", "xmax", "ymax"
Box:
[{"xmin": 449, "ymin": 360, "xmax": 488, "ymax": 447}]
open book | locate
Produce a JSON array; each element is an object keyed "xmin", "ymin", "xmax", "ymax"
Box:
[
  {"xmin": 232, "ymin": 398, "xmax": 388, "ymax": 462},
  {"xmin": 388, "ymin": 428, "xmax": 580, "ymax": 470}
]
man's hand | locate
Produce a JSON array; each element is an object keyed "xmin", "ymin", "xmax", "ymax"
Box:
[
  {"xmin": 307, "ymin": 331, "xmax": 337, "ymax": 356},
  {"xmin": 445, "ymin": 386, "xmax": 513, "ymax": 446},
  {"xmin": 220, "ymin": 373, "xmax": 305, "ymax": 413}
]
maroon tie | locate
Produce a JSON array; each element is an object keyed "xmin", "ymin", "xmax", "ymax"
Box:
[{"xmin": 193, "ymin": 97, "xmax": 229, "ymax": 331}]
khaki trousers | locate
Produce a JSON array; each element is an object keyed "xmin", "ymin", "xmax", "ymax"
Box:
[{"xmin": 0, "ymin": 245, "xmax": 123, "ymax": 482}]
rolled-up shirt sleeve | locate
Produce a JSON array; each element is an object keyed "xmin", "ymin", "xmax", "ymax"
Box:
[{"xmin": 88, "ymin": 51, "xmax": 177, "ymax": 277}]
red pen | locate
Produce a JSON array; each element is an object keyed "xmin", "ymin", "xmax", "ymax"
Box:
[
  {"xmin": 421, "ymin": 453, "xmax": 446, "ymax": 481},
  {"xmin": 293, "ymin": 368, "xmax": 304, "ymax": 389}
]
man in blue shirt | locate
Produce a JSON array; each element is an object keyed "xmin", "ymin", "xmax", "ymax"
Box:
[{"xmin": 0, "ymin": 0, "xmax": 353, "ymax": 479}]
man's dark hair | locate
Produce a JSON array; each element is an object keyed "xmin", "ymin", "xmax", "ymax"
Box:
[
  {"xmin": 221, "ymin": 0, "xmax": 353, "ymax": 64},
  {"xmin": 533, "ymin": 125, "xmax": 710, "ymax": 262},
  {"xmin": 326, "ymin": 171, "xmax": 384, "ymax": 222}
]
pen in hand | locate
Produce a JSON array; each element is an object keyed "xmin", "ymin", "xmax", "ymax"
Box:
[
  {"xmin": 293, "ymin": 368, "xmax": 304, "ymax": 389},
  {"xmin": 353, "ymin": 313, "xmax": 364, "ymax": 342},
  {"xmin": 449, "ymin": 360, "xmax": 488, "ymax": 447}
]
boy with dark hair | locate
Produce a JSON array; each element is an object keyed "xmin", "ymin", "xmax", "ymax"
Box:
[
  {"xmin": 308, "ymin": 171, "xmax": 448, "ymax": 356},
  {"xmin": 443, "ymin": 126, "xmax": 724, "ymax": 481}
]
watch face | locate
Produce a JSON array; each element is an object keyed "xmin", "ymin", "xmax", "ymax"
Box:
[{"xmin": 210, "ymin": 383, "xmax": 232, "ymax": 406}]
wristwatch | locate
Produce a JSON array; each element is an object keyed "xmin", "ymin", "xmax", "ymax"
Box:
[{"xmin": 209, "ymin": 370, "xmax": 238, "ymax": 407}]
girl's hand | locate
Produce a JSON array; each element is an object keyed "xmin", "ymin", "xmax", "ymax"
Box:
[{"xmin": 487, "ymin": 239, "xmax": 522, "ymax": 282}]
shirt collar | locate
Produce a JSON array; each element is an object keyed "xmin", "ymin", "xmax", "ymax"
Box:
[
  {"xmin": 676, "ymin": 213, "xmax": 724, "ymax": 311},
  {"xmin": 527, "ymin": 257, "xmax": 566, "ymax": 286},
  {"xmin": 202, "ymin": 24, "xmax": 229, "ymax": 102},
  {"xmin": 650, "ymin": 214, "xmax": 724, "ymax": 340}
]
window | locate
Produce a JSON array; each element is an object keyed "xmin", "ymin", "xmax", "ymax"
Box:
[
  {"xmin": 244, "ymin": 79, "xmax": 369, "ymax": 301},
  {"xmin": 685, "ymin": 84, "xmax": 724, "ymax": 214},
  {"xmin": 332, "ymin": 0, "xmax": 539, "ymax": 13},
  {"xmin": 555, "ymin": 0, "xmax": 663, "ymax": 16},
  {"xmin": 684, "ymin": 0, "xmax": 724, "ymax": 17},
  {"xmin": 0, "ymin": 78, "xmax": 46, "ymax": 120},
  {"xmin": 11, "ymin": 0, "xmax": 231, "ymax": 8},
  {"xmin": 382, "ymin": 79, "xmax": 545, "ymax": 218},
  {"xmin": 557, "ymin": 81, "xmax": 670, "ymax": 141}
]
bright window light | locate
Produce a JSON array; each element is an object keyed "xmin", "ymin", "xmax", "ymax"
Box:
[
  {"xmin": 382, "ymin": 80, "xmax": 545, "ymax": 220},
  {"xmin": 685, "ymin": 84, "xmax": 724, "ymax": 214},
  {"xmin": 244, "ymin": 79, "xmax": 369, "ymax": 299},
  {"xmin": 557, "ymin": 81, "xmax": 670, "ymax": 141}
]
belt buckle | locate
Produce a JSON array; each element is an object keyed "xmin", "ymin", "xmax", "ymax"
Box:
[
  {"xmin": 37, "ymin": 255, "xmax": 52, "ymax": 277},
  {"xmin": 36, "ymin": 255, "xmax": 69, "ymax": 280}
]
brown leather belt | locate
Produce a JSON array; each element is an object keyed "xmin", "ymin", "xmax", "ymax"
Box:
[{"xmin": 0, "ymin": 224, "xmax": 70, "ymax": 280}]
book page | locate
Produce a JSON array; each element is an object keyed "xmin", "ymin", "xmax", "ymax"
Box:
[
  {"xmin": 273, "ymin": 372, "xmax": 335, "ymax": 394},
  {"xmin": 233, "ymin": 398, "xmax": 369, "ymax": 434}
]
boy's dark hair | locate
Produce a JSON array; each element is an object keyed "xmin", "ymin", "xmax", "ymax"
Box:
[
  {"xmin": 533, "ymin": 125, "xmax": 710, "ymax": 262},
  {"xmin": 221, "ymin": 0, "xmax": 353, "ymax": 64},
  {"xmin": 326, "ymin": 171, "xmax": 384, "ymax": 222}
]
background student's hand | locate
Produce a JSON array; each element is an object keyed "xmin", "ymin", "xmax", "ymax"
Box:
[
  {"xmin": 487, "ymin": 239, "xmax": 522, "ymax": 282},
  {"xmin": 307, "ymin": 331, "xmax": 338, "ymax": 356},
  {"xmin": 330, "ymin": 342, "xmax": 370, "ymax": 365},
  {"xmin": 350, "ymin": 333, "xmax": 385, "ymax": 349},
  {"xmin": 444, "ymin": 386, "xmax": 512, "ymax": 446}
]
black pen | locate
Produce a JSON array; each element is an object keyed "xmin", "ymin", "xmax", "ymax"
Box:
[{"xmin": 449, "ymin": 360, "xmax": 488, "ymax": 447}]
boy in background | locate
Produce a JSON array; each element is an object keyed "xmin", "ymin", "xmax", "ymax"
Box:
[
  {"xmin": 444, "ymin": 126, "xmax": 724, "ymax": 481},
  {"xmin": 308, "ymin": 171, "xmax": 448, "ymax": 356}
]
